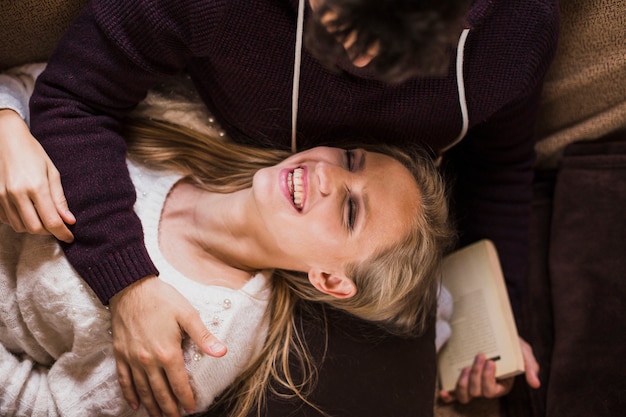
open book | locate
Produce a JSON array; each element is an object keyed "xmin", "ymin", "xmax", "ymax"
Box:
[{"xmin": 437, "ymin": 239, "xmax": 524, "ymax": 392}]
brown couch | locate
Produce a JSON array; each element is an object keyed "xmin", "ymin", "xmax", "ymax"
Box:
[{"xmin": 2, "ymin": 1, "xmax": 625, "ymax": 416}]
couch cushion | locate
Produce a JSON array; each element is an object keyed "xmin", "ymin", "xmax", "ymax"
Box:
[
  {"xmin": 546, "ymin": 137, "xmax": 626, "ymax": 416},
  {"xmin": 0, "ymin": 0, "xmax": 88, "ymax": 70},
  {"xmin": 535, "ymin": 0, "xmax": 626, "ymax": 168}
]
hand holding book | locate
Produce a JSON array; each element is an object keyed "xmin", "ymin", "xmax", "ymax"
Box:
[
  {"xmin": 436, "ymin": 240, "xmax": 541, "ymax": 403},
  {"xmin": 438, "ymin": 337, "xmax": 540, "ymax": 404}
]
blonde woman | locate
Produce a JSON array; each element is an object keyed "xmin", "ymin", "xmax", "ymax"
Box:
[{"xmin": 0, "ymin": 118, "xmax": 453, "ymax": 417}]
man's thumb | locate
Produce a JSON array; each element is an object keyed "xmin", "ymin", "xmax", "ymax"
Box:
[{"xmin": 183, "ymin": 314, "xmax": 227, "ymax": 357}]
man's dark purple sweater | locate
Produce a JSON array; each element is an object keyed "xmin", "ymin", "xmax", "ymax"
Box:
[{"xmin": 30, "ymin": 0, "xmax": 559, "ymax": 319}]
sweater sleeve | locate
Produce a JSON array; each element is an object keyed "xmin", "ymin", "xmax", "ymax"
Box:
[
  {"xmin": 445, "ymin": 82, "xmax": 543, "ymax": 322},
  {"xmin": 29, "ymin": 1, "xmax": 201, "ymax": 303}
]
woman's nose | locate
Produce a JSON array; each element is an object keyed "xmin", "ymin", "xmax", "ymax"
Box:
[{"xmin": 315, "ymin": 161, "xmax": 347, "ymax": 197}]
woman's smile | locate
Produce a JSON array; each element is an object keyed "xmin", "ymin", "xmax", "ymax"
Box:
[{"xmin": 281, "ymin": 166, "xmax": 308, "ymax": 211}]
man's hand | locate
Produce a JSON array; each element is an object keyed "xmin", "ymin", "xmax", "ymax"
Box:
[
  {"xmin": 110, "ymin": 276, "xmax": 227, "ymax": 417},
  {"xmin": 0, "ymin": 109, "xmax": 75, "ymax": 242},
  {"xmin": 439, "ymin": 337, "xmax": 540, "ymax": 404}
]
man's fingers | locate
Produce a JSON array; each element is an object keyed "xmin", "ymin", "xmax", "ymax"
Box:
[
  {"xmin": 109, "ymin": 280, "xmax": 220, "ymax": 415},
  {"xmin": 131, "ymin": 367, "xmax": 162, "ymax": 417},
  {"xmin": 116, "ymin": 359, "xmax": 140, "ymax": 410},
  {"xmin": 145, "ymin": 367, "xmax": 181, "ymax": 417},
  {"xmin": 181, "ymin": 310, "xmax": 227, "ymax": 357},
  {"xmin": 163, "ymin": 355, "xmax": 196, "ymax": 415}
]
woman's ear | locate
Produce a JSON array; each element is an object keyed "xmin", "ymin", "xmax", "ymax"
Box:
[{"xmin": 308, "ymin": 268, "xmax": 357, "ymax": 299}]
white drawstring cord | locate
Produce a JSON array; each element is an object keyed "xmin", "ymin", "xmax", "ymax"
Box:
[
  {"xmin": 291, "ymin": 0, "xmax": 305, "ymax": 153},
  {"xmin": 440, "ymin": 28, "xmax": 471, "ymax": 155}
]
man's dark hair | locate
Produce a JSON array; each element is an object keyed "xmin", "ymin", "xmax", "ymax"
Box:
[{"xmin": 305, "ymin": 0, "xmax": 471, "ymax": 83}]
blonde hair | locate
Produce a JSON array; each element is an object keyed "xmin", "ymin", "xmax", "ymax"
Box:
[{"xmin": 124, "ymin": 118, "xmax": 453, "ymax": 417}]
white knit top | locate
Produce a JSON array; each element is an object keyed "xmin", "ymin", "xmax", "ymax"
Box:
[{"xmin": 0, "ymin": 161, "xmax": 271, "ymax": 417}]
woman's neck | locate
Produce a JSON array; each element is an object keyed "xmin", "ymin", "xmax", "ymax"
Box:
[{"xmin": 158, "ymin": 180, "xmax": 269, "ymax": 289}]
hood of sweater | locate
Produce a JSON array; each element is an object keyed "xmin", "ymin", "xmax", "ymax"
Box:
[{"xmin": 290, "ymin": 0, "xmax": 477, "ymax": 151}]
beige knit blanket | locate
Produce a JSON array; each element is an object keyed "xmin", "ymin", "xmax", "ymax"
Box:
[
  {"xmin": 535, "ymin": 0, "xmax": 626, "ymax": 169},
  {"xmin": 0, "ymin": 0, "xmax": 88, "ymax": 71}
]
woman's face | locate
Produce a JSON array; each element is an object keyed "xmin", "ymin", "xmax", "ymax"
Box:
[{"xmin": 252, "ymin": 146, "xmax": 420, "ymax": 275}]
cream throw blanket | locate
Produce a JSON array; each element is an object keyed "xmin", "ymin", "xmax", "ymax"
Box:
[{"xmin": 535, "ymin": 0, "xmax": 626, "ymax": 168}]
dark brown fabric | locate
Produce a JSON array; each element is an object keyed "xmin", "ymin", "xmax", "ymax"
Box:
[
  {"xmin": 503, "ymin": 134, "xmax": 626, "ymax": 417},
  {"xmin": 202, "ymin": 303, "xmax": 437, "ymax": 417},
  {"xmin": 544, "ymin": 136, "xmax": 626, "ymax": 416},
  {"xmin": 0, "ymin": 0, "xmax": 88, "ymax": 70}
]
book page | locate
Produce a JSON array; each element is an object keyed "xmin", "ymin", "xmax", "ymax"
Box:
[
  {"xmin": 437, "ymin": 240, "xmax": 524, "ymax": 392},
  {"xmin": 444, "ymin": 289, "xmax": 498, "ymax": 366}
]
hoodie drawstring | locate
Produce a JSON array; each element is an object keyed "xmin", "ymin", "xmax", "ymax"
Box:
[
  {"xmin": 441, "ymin": 27, "xmax": 471, "ymax": 155},
  {"xmin": 291, "ymin": 0, "xmax": 305, "ymax": 153}
]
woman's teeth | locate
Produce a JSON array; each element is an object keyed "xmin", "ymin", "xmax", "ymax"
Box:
[{"xmin": 288, "ymin": 168, "xmax": 304, "ymax": 209}]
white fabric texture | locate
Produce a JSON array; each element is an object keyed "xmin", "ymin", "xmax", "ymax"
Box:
[
  {"xmin": 435, "ymin": 285, "xmax": 454, "ymax": 353},
  {"xmin": 0, "ymin": 63, "xmax": 45, "ymax": 124},
  {"xmin": 0, "ymin": 161, "xmax": 271, "ymax": 416}
]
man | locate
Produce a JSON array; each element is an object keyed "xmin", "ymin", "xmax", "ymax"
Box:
[{"xmin": 2, "ymin": 0, "xmax": 558, "ymax": 415}]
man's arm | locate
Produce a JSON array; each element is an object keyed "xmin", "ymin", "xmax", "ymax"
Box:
[
  {"xmin": 444, "ymin": 83, "xmax": 544, "ymax": 320},
  {"xmin": 29, "ymin": 3, "xmax": 225, "ymax": 416},
  {"xmin": 29, "ymin": 4, "xmax": 172, "ymax": 300}
]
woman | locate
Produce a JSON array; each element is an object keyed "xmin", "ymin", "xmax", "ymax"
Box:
[{"xmin": 0, "ymin": 117, "xmax": 453, "ymax": 417}]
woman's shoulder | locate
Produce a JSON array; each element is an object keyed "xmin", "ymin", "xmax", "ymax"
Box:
[{"xmin": 127, "ymin": 159, "xmax": 182, "ymax": 207}]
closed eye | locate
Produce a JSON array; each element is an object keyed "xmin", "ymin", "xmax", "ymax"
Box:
[
  {"xmin": 345, "ymin": 149, "xmax": 354, "ymax": 171},
  {"xmin": 343, "ymin": 149, "xmax": 357, "ymax": 230},
  {"xmin": 343, "ymin": 149, "xmax": 363, "ymax": 231},
  {"xmin": 347, "ymin": 196, "xmax": 357, "ymax": 230}
]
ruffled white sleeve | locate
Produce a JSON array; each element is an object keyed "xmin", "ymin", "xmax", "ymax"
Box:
[
  {"xmin": 0, "ymin": 63, "xmax": 46, "ymax": 124},
  {"xmin": 435, "ymin": 284, "xmax": 454, "ymax": 352}
]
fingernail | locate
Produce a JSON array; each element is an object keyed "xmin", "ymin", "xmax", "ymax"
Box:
[
  {"xmin": 185, "ymin": 409, "xmax": 196, "ymax": 414},
  {"xmin": 130, "ymin": 403, "xmax": 138, "ymax": 410},
  {"xmin": 209, "ymin": 342, "xmax": 226, "ymax": 354}
]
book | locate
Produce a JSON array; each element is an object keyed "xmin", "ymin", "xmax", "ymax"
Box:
[{"xmin": 437, "ymin": 239, "xmax": 524, "ymax": 392}]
